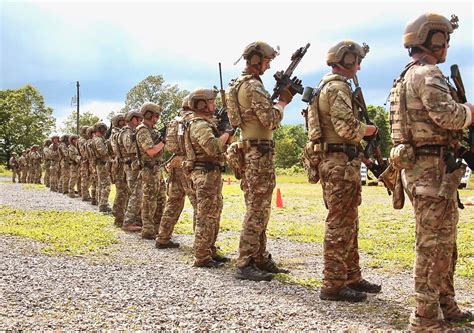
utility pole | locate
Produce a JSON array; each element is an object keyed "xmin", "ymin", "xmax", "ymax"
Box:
[{"xmin": 76, "ymin": 81, "xmax": 80, "ymax": 134}]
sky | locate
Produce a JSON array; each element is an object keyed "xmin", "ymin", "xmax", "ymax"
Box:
[{"xmin": 1, "ymin": 0, "xmax": 473, "ymax": 131}]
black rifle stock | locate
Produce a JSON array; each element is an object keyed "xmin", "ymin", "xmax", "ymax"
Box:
[
  {"xmin": 450, "ymin": 64, "xmax": 473, "ymax": 153},
  {"xmin": 270, "ymin": 43, "xmax": 310, "ymax": 101},
  {"xmin": 352, "ymin": 75, "xmax": 387, "ymax": 178},
  {"xmin": 214, "ymin": 63, "xmax": 233, "ymax": 134}
]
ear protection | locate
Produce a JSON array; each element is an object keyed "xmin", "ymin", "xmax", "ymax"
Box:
[
  {"xmin": 143, "ymin": 110, "xmax": 153, "ymax": 120},
  {"xmin": 195, "ymin": 100, "xmax": 207, "ymax": 110},
  {"xmin": 342, "ymin": 52, "xmax": 357, "ymax": 69},
  {"xmin": 428, "ymin": 31, "xmax": 448, "ymax": 51}
]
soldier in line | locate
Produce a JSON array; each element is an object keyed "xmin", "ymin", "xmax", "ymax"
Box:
[
  {"xmin": 305, "ymin": 41, "xmax": 381, "ymax": 302},
  {"xmin": 43, "ymin": 139, "xmax": 52, "ymax": 188},
  {"xmin": 156, "ymin": 96, "xmax": 198, "ymax": 249},
  {"xmin": 59, "ymin": 135, "xmax": 70, "ymax": 194},
  {"xmin": 8, "ymin": 152, "xmax": 19, "ymax": 183},
  {"xmin": 119, "ymin": 110, "xmax": 143, "ymax": 232},
  {"xmin": 91, "ymin": 122, "xmax": 112, "ymax": 212},
  {"xmin": 390, "ymin": 13, "xmax": 474, "ymax": 330},
  {"xmin": 226, "ymin": 41, "xmax": 294, "ymax": 281},
  {"xmin": 183, "ymin": 88, "xmax": 231, "ymax": 267},
  {"xmin": 30, "ymin": 145, "xmax": 42, "ymax": 184},
  {"xmin": 135, "ymin": 102, "xmax": 166, "ymax": 239},
  {"xmin": 68, "ymin": 135, "xmax": 81, "ymax": 198},
  {"xmin": 26, "ymin": 148, "xmax": 33, "ymax": 183},
  {"xmin": 19, "ymin": 150, "xmax": 28, "ymax": 183},
  {"xmin": 110, "ymin": 114, "xmax": 128, "ymax": 226},
  {"xmin": 78, "ymin": 126, "xmax": 92, "ymax": 201},
  {"xmin": 86, "ymin": 126, "xmax": 99, "ymax": 206},
  {"xmin": 49, "ymin": 135, "xmax": 61, "ymax": 192}
]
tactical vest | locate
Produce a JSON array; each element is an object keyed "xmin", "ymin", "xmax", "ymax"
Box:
[
  {"xmin": 389, "ymin": 62, "xmax": 463, "ymax": 147},
  {"xmin": 226, "ymin": 73, "xmax": 254, "ymax": 128},
  {"xmin": 59, "ymin": 143, "xmax": 70, "ymax": 162},
  {"xmin": 317, "ymin": 74, "xmax": 359, "ymax": 145},
  {"xmin": 118, "ymin": 127, "xmax": 135, "ymax": 160},
  {"xmin": 110, "ymin": 130, "xmax": 123, "ymax": 161},
  {"xmin": 136, "ymin": 123, "xmax": 162, "ymax": 165},
  {"xmin": 78, "ymin": 138, "xmax": 88, "ymax": 161},
  {"xmin": 166, "ymin": 111, "xmax": 192, "ymax": 155},
  {"xmin": 49, "ymin": 144, "xmax": 61, "ymax": 162}
]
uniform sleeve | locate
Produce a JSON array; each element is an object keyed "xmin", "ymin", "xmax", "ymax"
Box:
[
  {"xmin": 122, "ymin": 130, "xmax": 135, "ymax": 154},
  {"xmin": 191, "ymin": 121, "xmax": 225, "ymax": 157},
  {"xmin": 95, "ymin": 138, "xmax": 109, "ymax": 158},
  {"xmin": 416, "ymin": 65, "xmax": 469, "ymax": 130},
  {"xmin": 137, "ymin": 128, "xmax": 154, "ymax": 151},
  {"xmin": 247, "ymin": 81, "xmax": 283, "ymax": 130},
  {"xmin": 326, "ymin": 82, "xmax": 366, "ymax": 142}
]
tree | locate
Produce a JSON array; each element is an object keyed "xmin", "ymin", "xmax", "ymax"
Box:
[
  {"xmin": 0, "ymin": 85, "xmax": 55, "ymax": 164},
  {"xmin": 124, "ymin": 75, "xmax": 189, "ymax": 126},
  {"xmin": 274, "ymin": 125, "xmax": 306, "ymax": 168},
  {"xmin": 61, "ymin": 111, "xmax": 100, "ymax": 134},
  {"xmin": 366, "ymin": 105, "xmax": 391, "ymax": 157}
]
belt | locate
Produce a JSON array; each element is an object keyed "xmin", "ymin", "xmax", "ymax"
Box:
[
  {"xmin": 193, "ymin": 161, "xmax": 222, "ymax": 172},
  {"xmin": 326, "ymin": 144, "xmax": 358, "ymax": 153},
  {"xmin": 415, "ymin": 145, "xmax": 452, "ymax": 156},
  {"xmin": 246, "ymin": 139, "xmax": 275, "ymax": 147}
]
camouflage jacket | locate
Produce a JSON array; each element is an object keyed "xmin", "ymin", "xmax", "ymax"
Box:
[{"xmin": 187, "ymin": 112, "xmax": 226, "ymax": 164}]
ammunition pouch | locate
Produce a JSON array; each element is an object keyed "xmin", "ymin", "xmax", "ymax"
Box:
[
  {"xmin": 390, "ymin": 144, "xmax": 415, "ymax": 170},
  {"xmin": 438, "ymin": 163, "xmax": 466, "ymax": 200},
  {"xmin": 302, "ymin": 141, "xmax": 322, "ymax": 184},
  {"xmin": 379, "ymin": 163, "xmax": 405, "ymax": 209},
  {"xmin": 226, "ymin": 142, "xmax": 245, "ymax": 180}
]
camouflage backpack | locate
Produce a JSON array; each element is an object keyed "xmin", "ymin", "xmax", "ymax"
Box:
[{"xmin": 165, "ymin": 111, "xmax": 192, "ymax": 155}]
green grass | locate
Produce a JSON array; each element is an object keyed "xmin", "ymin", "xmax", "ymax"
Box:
[
  {"xmin": 22, "ymin": 183, "xmax": 47, "ymax": 190},
  {"xmin": 0, "ymin": 206, "xmax": 117, "ymax": 255},
  {"xmin": 0, "ymin": 165, "xmax": 12, "ymax": 176}
]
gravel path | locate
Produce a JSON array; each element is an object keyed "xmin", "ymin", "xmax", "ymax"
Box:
[{"xmin": 1, "ymin": 179, "xmax": 473, "ymax": 331}]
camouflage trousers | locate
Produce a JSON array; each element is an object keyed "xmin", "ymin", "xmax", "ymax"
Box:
[
  {"xmin": 68, "ymin": 163, "xmax": 80, "ymax": 197},
  {"xmin": 96, "ymin": 161, "xmax": 111, "ymax": 208},
  {"xmin": 80, "ymin": 161, "xmax": 91, "ymax": 200},
  {"xmin": 139, "ymin": 165, "xmax": 162, "ymax": 237},
  {"xmin": 319, "ymin": 153, "xmax": 362, "ymax": 293},
  {"xmin": 157, "ymin": 165, "xmax": 197, "ymax": 245},
  {"xmin": 191, "ymin": 169, "xmax": 223, "ymax": 265},
  {"xmin": 402, "ymin": 156, "xmax": 462, "ymax": 320},
  {"xmin": 60, "ymin": 160, "xmax": 70, "ymax": 193},
  {"xmin": 44, "ymin": 161, "xmax": 51, "ymax": 187},
  {"xmin": 21, "ymin": 168, "xmax": 28, "ymax": 183},
  {"xmin": 89, "ymin": 164, "xmax": 98, "ymax": 204},
  {"xmin": 49, "ymin": 162, "xmax": 60, "ymax": 192},
  {"xmin": 156, "ymin": 176, "xmax": 167, "ymax": 228},
  {"xmin": 32, "ymin": 164, "xmax": 41, "ymax": 184},
  {"xmin": 124, "ymin": 164, "xmax": 142, "ymax": 226},
  {"xmin": 236, "ymin": 147, "xmax": 275, "ymax": 268},
  {"xmin": 112, "ymin": 162, "xmax": 129, "ymax": 226},
  {"xmin": 11, "ymin": 168, "xmax": 19, "ymax": 183},
  {"xmin": 27, "ymin": 167, "xmax": 32, "ymax": 183}
]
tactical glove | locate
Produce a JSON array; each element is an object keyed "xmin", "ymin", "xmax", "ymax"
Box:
[
  {"xmin": 279, "ymin": 87, "xmax": 293, "ymax": 104},
  {"xmin": 459, "ymin": 146, "xmax": 474, "ymax": 170}
]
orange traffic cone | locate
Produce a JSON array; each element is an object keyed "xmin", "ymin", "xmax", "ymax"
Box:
[{"xmin": 276, "ymin": 188, "xmax": 284, "ymax": 208}]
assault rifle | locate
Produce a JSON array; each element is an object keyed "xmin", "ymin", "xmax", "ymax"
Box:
[
  {"xmin": 214, "ymin": 62, "xmax": 234, "ymax": 135},
  {"xmin": 352, "ymin": 75, "xmax": 387, "ymax": 178},
  {"xmin": 449, "ymin": 65, "xmax": 473, "ymax": 153},
  {"xmin": 270, "ymin": 43, "xmax": 310, "ymax": 101}
]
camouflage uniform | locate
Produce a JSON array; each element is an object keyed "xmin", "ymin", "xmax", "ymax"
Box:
[
  {"xmin": 26, "ymin": 150, "xmax": 32, "ymax": 183},
  {"xmin": 157, "ymin": 111, "xmax": 198, "ymax": 246},
  {"xmin": 43, "ymin": 143, "xmax": 52, "ymax": 187},
  {"xmin": 120, "ymin": 124, "xmax": 142, "ymax": 228},
  {"xmin": 136, "ymin": 121, "xmax": 164, "ymax": 238},
  {"xmin": 186, "ymin": 112, "xmax": 226, "ymax": 266},
  {"xmin": 78, "ymin": 129, "xmax": 91, "ymax": 201},
  {"xmin": 9, "ymin": 154, "xmax": 19, "ymax": 183},
  {"xmin": 110, "ymin": 118, "xmax": 128, "ymax": 226},
  {"xmin": 91, "ymin": 133, "xmax": 111, "ymax": 211},
  {"xmin": 30, "ymin": 147, "xmax": 42, "ymax": 184},
  {"xmin": 86, "ymin": 129, "xmax": 99, "ymax": 205},
  {"xmin": 390, "ymin": 62, "xmax": 472, "ymax": 323},
  {"xmin": 19, "ymin": 152, "xmax": 28, "ymax": 183},
  {"xmin": 68, "ymin": 137, "xmax": 81, "ymax": 198},
  {"xmin": 49, "ymin": 141, "xmax": 61, "ymax": 192},
  {"xmin": 228, "ymin": 71, "xmax": 283, "ymax": 269},
  {"xmin": 59, "ymin": 139, "xmax": 70, "ymax": 193}
]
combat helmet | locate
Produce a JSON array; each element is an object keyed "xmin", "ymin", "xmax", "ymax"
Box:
[
  {"xmin": 181, "ymin": 95, "xmax": 191, "ymax": 110},
  {"xmin": 86, "ymin": 126, "xmax": 95, "ymax": 138},
  {"xmin": 60, "ymin": 134, "xmax": 70, "ymax": 143},
  {"xmin": 44, "ymin": 138, "xmax": 52, "ymax": 146},
  {"xmin": 327, "ymin": 40, "xmax": 369, "ymax": 68},
  {"xmin": 188, "ymin": 88, "xmax": 217, "ymax": 111},
  {"xmin": 240, "ymin": 41, "xmax": 279, "ymax": 66},
  {"xmin": 125, "ymin": 109, "xmax": 143, "ymax": 122},
  {"xmin": 80, "ymin": 126, "xmax": 89, "ymax": 138},
  {"xmin": 111, "ymin": 114, "xmax": 126, "ymax": 128},
  {"xmin": 403, "ymin": 13, "xmax": 458, "ymax": 49},
  {"xmin": 94, "ymin": 122, "xmax": 108, "ymax": 134},
  {"xmin": 68, "ymin": 134, "xmax": 79, "ymax": 144},
  {"xmin": 140, "ymin": 102, "xmax": 162, "ymax": 120}
]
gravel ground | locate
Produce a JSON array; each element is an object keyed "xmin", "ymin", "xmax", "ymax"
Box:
[{"xmin": 1, "ymin": 178, "xmax": 473, "ymax": 331}]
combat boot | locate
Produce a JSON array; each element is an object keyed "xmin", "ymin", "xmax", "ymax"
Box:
[
  {"xmin": 408, "ymin": 312, "xmax": 456, "ymax": 332},
  {"xmin": 347, "ymin": 279, "xmax": 382, "ymax": 294},
  {"xmin": 82, "ymin": 197, "xmax": 91, "ymax": 202},
  {"xmin": 156, "ymin": 241, "xmax": 180, "ymax": 249},
  {"xmin": 194, "ymin": 259, "xmax": 224, "ymax": 268},
  {"xmin": 212, "ymin": 254, "xmax": 230, "ymax": 263},
  {"xmin": 91, "ymin": 198, "xmax": 98, "ymax": 206},
  {"xmin": 319, "ymin": 286, "xmax": 367, "ymax": 302},
  {"xmin": 122, "ymin": 224, "xmax": 142, "ymax": 232},
  {"xmin": 441, "ymin": 301, "xmax": 474, "ymax": 322},
  {"xmin": 235, "ymin": 260, "xmax": 273, "ymax": 282},
  {"xmin": 99, "ymin": 205, "xmax": 112, "ymax": 213},
  {"xmin": 256, "ymin": 255, "xmax": 290, "ymax": 274},
  {"xmin": 141, "ymin": 231, "xmax": 155, "ymax": 240}
]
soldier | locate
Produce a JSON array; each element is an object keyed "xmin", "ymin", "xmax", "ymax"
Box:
[
  {"xmin": 303, "ymin": 41, "xmax": 381, "ymax": 302},
  {"xmin": 78, "ymin": 126, "xmax": 91, "ymax": 201},
  {"xmin": 59, "ymin": 135, "xmax": 70, "ymax": 194},
  {"xmin": 43, "ymin": 139, "xmax": 52, "ymax": 187},
  {"xmin": 135, "ymin": 102, "xmax": 166, "ymax": 239},
  {"xmin": 120, "ymin": 110, "xmax": 143, "ymax": 232},
  {"xmin": 110, "ymin": 114, "xmax": 128, "ymax": 227},
  {"xmin": 8, "ymin": 152, "xmax": 19, "ymax": 183},
  {"xmin": 49, "ymin": 135, "xmax": 61, "ymax": 192},
  {"xmin": 26, "ymin": 148, "xmax": 32, "ymax": 183},
  {"xmin": 86, "ymin": 126, "xmax": 99, "ymax": 206},
  {"xmin": 156, "ymin": 95, "xmax": 198, "ymax": 248},
  {"xmin": 182, "ymin": 88, "xmax": 231, "ymax": 268},
  {"xmin": 91, "ymin": 122, "xmax": 112, "ymax": 212},
  {"xmin": 226, "ymin": 41, "xmax": 295, "ymax": 281},
  {"xmin": 68, "ymin": 135, "xmax": 81, "ymax": 198},
  {"xmin": 19, "ymin": 150, "xmax": 28, "ymax": 183},
  {"xmin": 30, "ymin": 145, "xmax": 42, "ymax": 184},
  {"xmin": 390, "ymin": 13, "xmax": 474, "ymax": 330}
]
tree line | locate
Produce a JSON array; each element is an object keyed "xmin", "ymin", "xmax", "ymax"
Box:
[{"xmin": 0, "ymin": 77, "xmax": 391, "ymax": 169}]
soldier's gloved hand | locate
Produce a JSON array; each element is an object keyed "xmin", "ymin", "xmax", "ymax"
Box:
[
  {"xmin": 363, "ymin": 125, "xmax": 379, "ymax": 140},
  {"xmin": 279, "ymin": 87, "xmax": 293, "ymax": 104},
  {"xmin": 224, "ymin": 125, "xmax": 236, "ymax": 137},
  {"xmin": 459, "ymin": 146, "xmax": 474, "ymax": 170}
]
